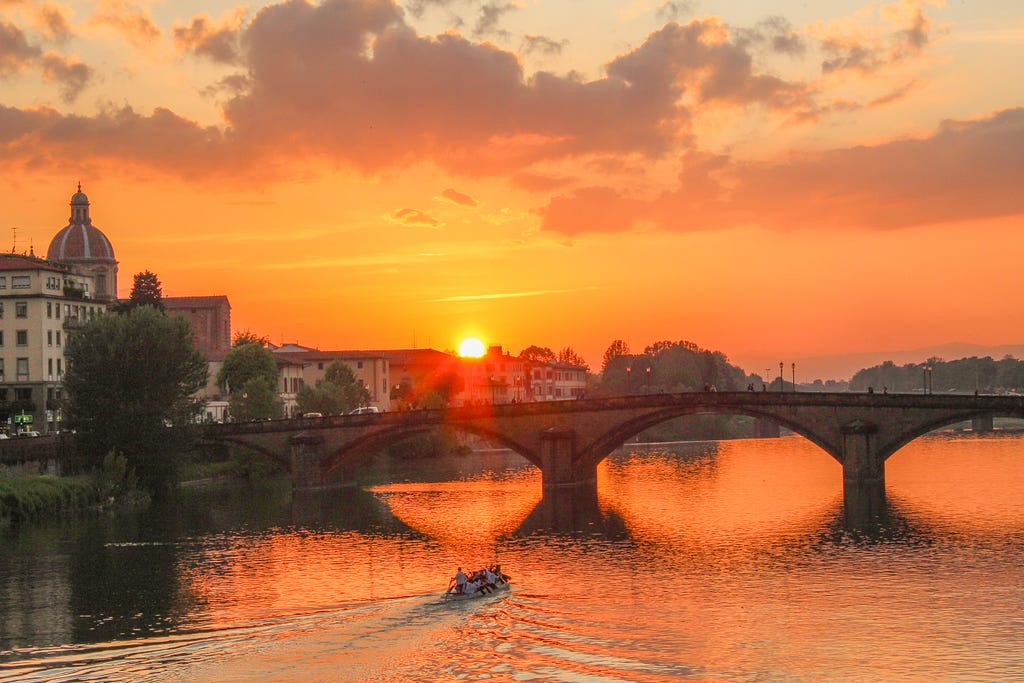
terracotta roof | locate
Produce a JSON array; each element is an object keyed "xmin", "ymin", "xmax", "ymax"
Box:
[{"xmin": 0, "ymin": 254, "xmax": 66, "ymax": 273}]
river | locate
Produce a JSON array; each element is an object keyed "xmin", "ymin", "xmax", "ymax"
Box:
[{"xmin": 2, "ymin": 431, "xmax": 1023, "ymax": 682}]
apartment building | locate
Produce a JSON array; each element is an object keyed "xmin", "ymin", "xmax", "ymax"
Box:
[{"xmin": 0, "ymin": 254, "xmax": 103, "ymax": 434}]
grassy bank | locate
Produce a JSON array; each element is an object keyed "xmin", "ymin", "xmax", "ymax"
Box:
[{"xmin": 0, "ymin": 474, "xmax": 105, "ymax": 526}]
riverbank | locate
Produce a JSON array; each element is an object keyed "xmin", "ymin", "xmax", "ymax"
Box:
[{"xmin": 0, "ymin": 474, "xmax": 106, "ymax": 527}]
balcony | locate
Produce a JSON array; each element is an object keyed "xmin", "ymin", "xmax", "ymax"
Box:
[{"xmin": 63, "ymin": 316, "xmax": 83, "ymax": 330}]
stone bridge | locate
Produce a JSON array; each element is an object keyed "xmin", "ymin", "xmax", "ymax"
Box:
[{"xmin": 202, "ymin": 392, "xmax": 1024, "ymax": 525}]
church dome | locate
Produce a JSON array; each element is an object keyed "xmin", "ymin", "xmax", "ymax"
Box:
[{"xmin": 46, "ymin": 184, "xmax": 116, "ymax": 262}]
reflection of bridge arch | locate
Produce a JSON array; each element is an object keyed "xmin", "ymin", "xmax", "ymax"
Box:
[{"xmin": 203, "ymin": 392, "xmax": 1024, "ymax": 526}]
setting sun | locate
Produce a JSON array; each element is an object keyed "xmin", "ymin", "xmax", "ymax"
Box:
[{"xmin": 458, "ymin": 338, "xmax": 486, "ymax": 358}]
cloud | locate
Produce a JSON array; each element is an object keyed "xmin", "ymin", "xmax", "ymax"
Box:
[
  {"xmin": 89, "ymin": 0, "xmax": 161, "ymax": 50},
  {"xmin": 432, "ymin": 287, "xmax": 596, "ymax": 302},
  {"xmin": 391, "ymin": 208, "xmax": 441, "ymax": 227},
  {"xmin": 817, "ymin": 0, "xmax": 941, "ymax": 75},
  {"xmin": 31, "ymin": 3, "xmax": 74, "ymax": 43},
  {"xmin": 0, "ymin": 20, "xmax": 41, "ymax": 76},
  {"xmin": 538, "ymin": 108, "xmax": 1024, "ymax": 235},
  {"xmin": 173, "ymin": 10, "xmax": 246, "ymax": 64},
  {"xmin": 439, "ymin": 188, "xmax": 478, "ymax": 207},
  {"xmin": 40, "ymin": 53, "xmax": 92, "ymax": 103}
]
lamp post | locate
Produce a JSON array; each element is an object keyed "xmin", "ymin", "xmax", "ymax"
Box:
[
  {"xmin": 923, "ymin": 365, "xmax": 933, "ymax": 394},
  {"xmin": 791, "ymin": 362, "xmax": 796, "ymax": 392},
  {"xmin": 646, "ymin": 366, "xmax": 651, "ymax": 393},
  {"xmin": 779, "ymin": 361, "xmax": 784, "ymax": 391}
]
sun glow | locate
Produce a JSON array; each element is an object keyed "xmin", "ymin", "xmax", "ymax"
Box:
[{"xmin": 458, "ymin": 337, "xmax": 486, "ymax": 358}]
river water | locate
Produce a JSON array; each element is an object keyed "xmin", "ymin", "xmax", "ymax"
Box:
[{"xmin": 2, "ymin": 432, "xmax": 1023, "ymax": 682}]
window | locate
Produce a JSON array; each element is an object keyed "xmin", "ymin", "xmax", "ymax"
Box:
[
  {"xmin": 16, "ymin": 358, "xmax": 28, "ymax": 381},
  {"xmin": 318, "ymin": 362, "xmax": 324, "ymax": 370},
  {"xmin": 47, "ymin": 330, "xmax": 52, "ymax": 346},
  {"xmin": 64, "ymin": 304, "xmax": 70, "ymax": 317},
  {"xmin": 48, "ymin": 358, "xmax": 53, "ymax": 377},
  {"xmin": 0, "ymin": 276, "xmax": 5, "ymax": 289},
  {"xmin": 0, "ymin": 302, "xmax": 3, "ymax": 319},
  {"xmin": 12, "ymin": 275, "xmax": 30, "ymax": 289},
  {"xmin": 47, "ymin": 301, "xmax": 52, "ymax": 318},
  {"xmin": 16, "ymin": 330, "xmax": 28, "ymax": 346},
  {"xmin": 0, "ymin": 359, "xmax": 4, "ymax": 381},
  {"xmin": 357, "ymin": 361, "xmax": 364, "ymax": 369},
  {"xmin": 15, "ymin": 302, "xmax": 27, "ymax": 318},
  {"xmin": 57, "ymin": 359, "xmax": 62, "ymax": 376},
  {"xmin": 56, "ymin": 331, "xmax": 61, "ymax": 346},
  {"xmin": 0, "ymin": 331, "xmax": 4, "ymax": 346},
  {"xmin": 55, "ymin": 304, "xmax": 60, "ymax": 319},
  {"xmin": 14, "ymin": 387, "xmax": 30, "ymax": 401}
]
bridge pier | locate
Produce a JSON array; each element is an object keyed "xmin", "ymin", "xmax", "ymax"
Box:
[
  {"xmin": 289, "ymin": 432, "xmax": 328, "ymax": 489},
  {"xmin": 971, "ymin": 416, "xmax": 994, "ymax": 433},
  {"xmin": 840, "ymin": 420, "xmax": 887, "ymax": 527},
  {"xmin": 539, "ymin": 427, "xmax": 596, "ymax": 491}
]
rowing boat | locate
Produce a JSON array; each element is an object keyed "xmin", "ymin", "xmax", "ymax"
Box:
[{"xmin": 442, "ymin": 580, "xmax": 511, "ymax": 601}]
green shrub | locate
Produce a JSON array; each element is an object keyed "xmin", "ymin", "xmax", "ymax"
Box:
[{"xmin": 0, "ymin": 475, "xmax": 103, "ymax": 525}]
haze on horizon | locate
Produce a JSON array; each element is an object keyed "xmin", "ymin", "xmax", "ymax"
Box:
[{"xmin": 1, "ymin": 0, "xmax": 1021, "ymax": 379}]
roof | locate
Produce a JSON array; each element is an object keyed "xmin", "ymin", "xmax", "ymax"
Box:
[
  {"xmin": 0, "ymin": 253, "xmax": 66, "ymax": 273},
  {"xmin": 164, "ymin": 295, "xmax": 231, "ymax": 309}
]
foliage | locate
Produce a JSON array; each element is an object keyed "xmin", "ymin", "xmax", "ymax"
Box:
[
  {"xmin": 113, "ymin": 270, "xmax": 164, "ymax": 313},
  {"xmin": 296, "ymin": 361, "xmax": 371, "ymax": 415},
  {"xmin": 557, "ymin": 346, "xmax": 589, "ymax": 371},
  {"xmin": 601, "ymin": 339, "xmax": 631, "ymax": 375},
  {"xmin": 850, "ymin": 356, "xmax": 1024, "ymax": 394},
  {"xmin": 519, "ymin": 345, "xmax": 556, "ymax": 363},
  {"xmin": 233, "ymin": 330, "xmax": 270, "ymax": 347},
  {"xmin": 228, "ymin": 377, "xmax": 281, "ymax": 421},
  {"xmin": 217, "ymin": 342, "xmax": 281, "ymax": 420},
  {"xmin": 63, "ymin": 305, "xmax": 208, "ymax": 494},
  {"xmin": 0, "ymin": 475, "xmax": 103, "ymax": 525},
  {"xmin": 596, "ymin": 339, "xmax": 747, "ymax": 396},
  {"xmin": 95, "ymin": 451, "xmax": 138, "ymax": 499}
]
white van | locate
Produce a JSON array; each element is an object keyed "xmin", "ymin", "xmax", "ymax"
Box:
[{"xmin": 349, "ymin": 406, "xmax": 381, "ymax": 415}]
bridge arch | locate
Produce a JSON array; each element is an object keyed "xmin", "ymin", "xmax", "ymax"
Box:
[
  {"xmin": 209, "ymin": 436, "xmax": 292, "ymax": 470},
  {"xmin": 576, "ymin": 403, "xmax": 841, "ymax": 473},
  {"xmin": 319, "ymin": 421, "xmax": 541, "ymax": 478}
]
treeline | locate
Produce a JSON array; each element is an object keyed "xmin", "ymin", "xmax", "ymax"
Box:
[{"xmin": 850, "ymin": 356, "xmax": 1024, "ymax": 394}]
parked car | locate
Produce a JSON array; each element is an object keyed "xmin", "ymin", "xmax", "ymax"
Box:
[
  {"xmin": 303, "ymin": 412, "xmax": 324, "ymax": 418},
  {"xmin": 17, "ymin": 431, "xmax": 41, "ymax": 438},
  {"xmin": 349, "ymin": 406, "xmax": 381, "ymax": 415}
]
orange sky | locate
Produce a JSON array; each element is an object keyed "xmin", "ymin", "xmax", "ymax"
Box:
[{"xmin": 1, "ymin": 0, "xmax": 1022, "ymax": 379}]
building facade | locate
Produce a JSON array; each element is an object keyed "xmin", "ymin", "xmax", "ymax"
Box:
[{"xmin": 0, "ymin": 254, "xmax": 104, "ymax": 434}]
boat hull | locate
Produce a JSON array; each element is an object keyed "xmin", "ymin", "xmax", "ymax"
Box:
[{"xmin": 442, "ymin": 581, "xmax": 510, "ymax": 601}]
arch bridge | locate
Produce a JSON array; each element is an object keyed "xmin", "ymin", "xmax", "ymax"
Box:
[{"xmin": 202, "ymin": 392, "xmax": 1024, "ymax": 525}]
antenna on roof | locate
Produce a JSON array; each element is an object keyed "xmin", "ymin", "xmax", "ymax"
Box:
[{"xmin": 11, "ymin": 226, "xmax": 17, "ymax": 254}]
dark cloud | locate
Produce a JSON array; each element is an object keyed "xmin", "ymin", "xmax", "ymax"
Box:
[
  {"xmin": 474, "ymin": 1, "xmax": 516, "ymax": 37},
  {"xmin": 40, "ymin": 53, "xmax": 92, "ymax": 103},
  {"xmin": 0, "ymin": 20, "xmax": 41, "ymax": 76},
  {"xmin": 521, "ymin": 34, "xmax": 566, "ymax": 58},
  {"xmin": 439, "ymin": 188, "xmax": 477, "ymax": 206},
  {"xmin": 821, "ymin": 3, "xmax": 936, "ymax": 75},
  {"xmin": 173, "ymin": 15, "xmax": 242, "ymax": 64}
]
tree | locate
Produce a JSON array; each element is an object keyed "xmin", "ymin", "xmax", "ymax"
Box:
[
  {"xmin": 519, "ymin": 345, "xmax": 556, "ymax": 363},
  {"xmin": 112, "ymin": 270, "xmax": 164, "ymax": 313},
  {"xmin": 233, "ymin": 330, "xmax": 270, "ymax": 347},
  {"xmin": 63, "ymin": 306, "xmax": 208, "ymax": 494},
  {"xmin": 217, "ymin": 342, "xmax": 280, "ymax": 420},
  {"xmin": 601, "ymin": 339, "xmax": 630, "ymax": 375},
  {"xmin": 557, "ymin": 346, "xmax": 590, "ymax": 371},
  {"xmin": 294, "ymin": 361, "xmax": 371, "ymax": 416}
]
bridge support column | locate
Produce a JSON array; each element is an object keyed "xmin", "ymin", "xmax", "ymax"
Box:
[
  {"xmin": 289, "ymin": 432, "xmax": 327, "ymax": 490},
  {"xmin": 971, "ymin": 416, "xmax": 994, "ymax": 433},
  {"xmin": 840, "ymin": 420, "xmax": 886, "ymax": 527},
  {"xmin": 754, "ymin": 418, "xmax": 780, "ymax": 438},
  {"xmin": 540, "ymin": 427, "xmax": 597, "ymax": 490}
]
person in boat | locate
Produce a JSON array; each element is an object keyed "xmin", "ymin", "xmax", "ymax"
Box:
[
  {"xmin": 452, "ymin": 567, "xmax": 468, "ymax": 594},
  {"xmin": 492, "ymin": 564, "xmax": 510, "ymax": 583}
]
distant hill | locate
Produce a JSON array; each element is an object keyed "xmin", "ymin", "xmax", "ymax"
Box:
[{"xmin": 738, "ymin": 343, "xmax": 1024, "ymax": 383}]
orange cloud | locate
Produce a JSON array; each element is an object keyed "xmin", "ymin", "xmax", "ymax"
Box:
[
  {"xmin": 538, "ymin": 108, "xmax": 1024, "ymax": 235},
  {"xmin": 89, "ymin": 0, "xmax": 161, "ymax": 50},
  {"xmin": 439, "ymin": 188, "xmax": 477, "ymax": 207}
]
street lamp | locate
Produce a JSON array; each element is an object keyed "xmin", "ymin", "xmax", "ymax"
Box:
[
  {"xmin": 791, "ymin": 363, "xmax": 796, "ymax": 392},
  {"xmin": 779, "ymin": 361, "xmax": 784, "ymax": 391},
  {"xmin": 923, "ymin": 365, "xmax": 933, "ymax": 394}
]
